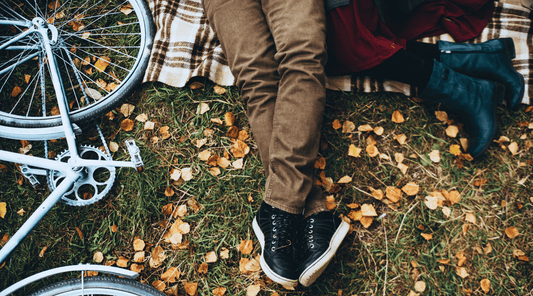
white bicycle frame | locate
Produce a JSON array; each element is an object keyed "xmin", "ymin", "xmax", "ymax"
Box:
[{"xmin": 0, "ymin": 14, "xmax": 142, "ymax": 271}]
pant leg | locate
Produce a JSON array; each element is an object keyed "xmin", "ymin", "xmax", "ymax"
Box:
[
  {"xmin": 203, "ymin": 0, "xmax": 328, "ymax": 216},
  {"xmin": 261, "ymin": 0, "xmax": 329, "ymax": 216},
  {"xmin": 203, "ymin": 0, "xmax": 277, "ymax": 182}
]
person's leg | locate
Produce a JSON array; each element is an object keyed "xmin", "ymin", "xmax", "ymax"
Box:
[{"xmin": 203, "ymin": 0, "xmax": 302, "ymax": 286}]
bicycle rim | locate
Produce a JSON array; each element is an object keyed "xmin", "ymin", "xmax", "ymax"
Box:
[
  {"xmin": 0, "ymin": 0, "xmax": 153, "ymax": 128},
  {"xmin": 28, "ymin": 276, "xmax": 165, "ymax": 296}
]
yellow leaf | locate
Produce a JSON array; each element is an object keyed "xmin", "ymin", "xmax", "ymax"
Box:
[
  {"xmin": 326, "ymin": 195, "xmax": 336, "ymax": 210},
  {"xmin": 16, "ymin": 208, "xmax": 25, "ymax": 216},
  {"xmin": 385, "ymin": 187, "xmax": 402, "ymax": 203},
  {"xmin": 184, "ymin": 282, "xmax": 198, "ymax": 296},
  {"xmin": 75, "ymin": 227, "xmax": 83, "ymax": 240},
  {"xmin": 391, "ymin": 110, "xmax": 405, "ymax": 123},
  {"xmin": 370, "ymin": 188, "xmax": 383, "ymax": 200},
  {"xmin": 133, "ymin": 251, "xmax": 144, "ymax": 263},
  {"xmin": 117, "ymin": 256, "xmax": 129, "ymax": 267},
  {"xmin": 421, "ymin": 233, "xmax": 433, "ymax": 241},
  {"xmin": 149, "ymin": 246, "xmax": 166, "ymax": 268},
  {"xmin": 94, "ymin": 56, "xmax": 111, "ymax": 73},
  {"xmin": 0, "ymin": 202, "xmax": 6, "ymax": 219},
  {"xmin": 449, "ymin": 144, "xmax": 462, "ymax": 156},
  {"xmin": 164, "ymin": 187, "xmax": 175, "ymax": 197},
  {"xmin": 348, "ymin": 144, "xmax": 361, "ymax": 157},
  {"xmin": 224, "ymin": 112, "xmax": 235, "ymax": 126}
]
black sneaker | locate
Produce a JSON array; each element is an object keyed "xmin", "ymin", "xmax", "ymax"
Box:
[
  {"xmin": 298, "ymin": 211, "xmax": 349, "ymax": 287},
  {"xmin": 252, "ymin": 202, "xmax": 301, "ymax": 286}
]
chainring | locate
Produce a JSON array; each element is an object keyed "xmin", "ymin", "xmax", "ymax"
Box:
[{"xmin": 47, "ymin": 145, "xmax": 116, "ymax": 206}]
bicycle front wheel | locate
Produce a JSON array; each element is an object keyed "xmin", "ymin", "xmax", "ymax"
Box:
[
  {"xmin": 0, "ymin": 0, "xmax": 154, "ymax": 128},
  {"xmin": 28, "ymin": 276, "xmax": 165, "ymax": 296}
]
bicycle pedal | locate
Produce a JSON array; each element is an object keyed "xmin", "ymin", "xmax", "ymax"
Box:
[
  {"xmin": 124, "ymin": 138, "xmax": 144, "ymax": 172},
  {"xmin": 20, "ymin": 164, "xmax": 42, "ymax": 189}
]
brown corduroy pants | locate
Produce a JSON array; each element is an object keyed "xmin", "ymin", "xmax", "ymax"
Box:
[{"xmin": 203, "ymin": 0, "xmax": 328, "ymax": 216}]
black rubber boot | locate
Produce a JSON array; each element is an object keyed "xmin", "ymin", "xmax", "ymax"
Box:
[
  {"xmin": 438, "ymin": 38, "xmax": 524, "ymax": 111},
  {"xmin": 420, "ymin": 60, "xmax": 505, "ymax": 158}
]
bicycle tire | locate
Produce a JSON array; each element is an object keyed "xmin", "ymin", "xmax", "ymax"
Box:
[
  {"xmin": 27, "ymin": 276, "xmax": 166, "ymax": 296},
  {"xmin": 0, "ymin": 0, "xmax": 154, "ymax": 129}
]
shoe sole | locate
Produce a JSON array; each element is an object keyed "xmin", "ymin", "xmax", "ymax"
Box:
[
  {"xmin": 299, "ymin": 220, "xmax": 350, "ymax": 287},
  {"xmin": 252, "ymin": 217, "xmax": 298, "ymax": 287}
]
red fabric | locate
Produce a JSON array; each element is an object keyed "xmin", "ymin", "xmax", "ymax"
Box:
[{"xmin": 326, "ymin": 0, "xmax": 494, "ymax": 75}]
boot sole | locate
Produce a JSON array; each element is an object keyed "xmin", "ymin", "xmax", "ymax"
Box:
[
  {"xmin": 252, "ymin": 217, "xmax": 298, "ymax": 287},
  {"xmin": 298, "ymin": 220, "xmax": 350, "ymax": 287}
]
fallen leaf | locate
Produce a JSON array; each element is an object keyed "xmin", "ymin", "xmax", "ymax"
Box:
[
  {"xmin": 315, "ymin": 156, "xmax": 326, "ymax": 169},
  {"xmin": 214, "ymin": 85, "xmax": 226, "ymax": 95},
  {"xmin": 184, "ymin": 282, "xmax": 198, "ymax": 296},
  {"xmin": 75, "ymin": 227, "xmax": 84, "ymax": 240},
  {"xmin": 247, "ymin": 284, "xmax": 261, "ymax": 296},
  {"xmin": 402, "ymin": 182, "xmax": 419, "ymax": 196},
  {"xmin": 220, "ymin": 248, "xmax": 230, "ymax": 259},
  {"xmin": 93, "ymin": 251, "xmax": 104, "ymax": 263},
  {"xmin": 338, "ymin": 175, "xmax": 352, "ymax": 184},
  {"xmin": 414, "ymin": 281, "xmax": 426, "ymax": 292},
  {"xmin": 348, "ymin": 145, "xmax": 362, "ymax": 157},
  {"xmin": 391, "ymin": 110, "xmax": 405, "ymax": 123},
  {"xmin": 480, "ymin": 279, "xmax": 490, "ymax": 293},
  {"xmin": 408, "ymin": 291, "xmax": 420, "ymax": 296},
  {"xmin": 198, "ymin": 102, "xmax": 209, "ymax": 114},
  {"xmin": 429, "ymin": 150, "xmax": 440, "ymax": 163},
  {"xmin": 394, "ymin": 134, "xmax": 407, "ymax": 145},
  {"xmin": 445, "ymin": 125, "xmax": 459, "ymax": 138},
  {"xmin": 133, "ymin": 251, "xmax": 145, "ymax": 263},
  {"xmin": 456, "ymin": 267, "xmax": 469, "ymax": 278},
  {"xmin": 361, "ymin": 204, "xmax": 377, "ymax": 216},
  {"xmin": 231, "ymin": 140, "xmax": 250, "ymax": 158},
  {"xmin": 342, "ymin": 121, "xmax": 355, "ymax": 133},
  {"xmin": 332, "ymin": 119, "xmax": 342, "ymax": 130},
  {"xmin": 449, "ymin": 144, "xmax": 462, "ymax": 156},
  {"xmin": 224, "ymin": 112, "xmax": 235, "ymax": 126},
  {"xmin": 395, "ymin": 153, "xmax": 404, "ymax": 164},
  {"xmin": 198, "ymin": 262, "xmax": 208, "ymax": 274},
  {"xmin": 161, "ymin": 266, "xmax": 180, "ymax": 283},
  {"xmin": 181, "ymin": 168, "xmax": 193, "ymax": 181},
  {"xmin": 442, "ymin": 207, "xmax": 451, "ymax": 217},
  {"xmin": 483, "ymin": 242, "xmax": 492, "ymax": 254},
  {"xmin": 437, "ymin": 259, "xmax": 450, "ymax": 264},
  {"xmin": 0, "ymin": 202, "xmax": 6, "ymax": 218},
  {"xmin": 121, "ymin": 119, "xmax": 135, "ymax": 131},
  {"xmin": 16, "ymin": 208, "xmax": 25, "ymax": 216},
  {"xmin": 505, "ymin": 226, "xmax": 519, "ymax": 238},
  {"xmin": 149, "ymin": 246, "xmax": 167, "ymax": 268},
  {"xmin": 435, "ymin": 111, "xmax": 449, "ymax": 123},
  {"xmin": 370, "ymin": 188, "xmax": 383, "ymax": 200},
  {"xmin": 508, "ymin": 142, "xmax": 519, "ymax": 155},
  {"xmin": 239, "ymin": 240, "xmax": 253, "ymax": 255},
  {"xmin": 421, "ymin": 233, "xmax": 433, "ymax": 241},
  {"xmin": 442, "ymin": 189, "xmax": 461, "ymax": 205},
  {"xmin": 232, "ymin": 158, "xmax": 244, "ymax": 169},
  {"xmin": 360, "ymin": 216, "xmax": 374, "ymax": 228},
  {"xmin": 198, "ymin": 150, "xmax": 211, "ymax": 161},
  {"xmin": 465, "ymin": 213, "xmax": 476, "ymax": 224},
  {"xmin": 165, "ymin": 187, "xmax": 175, "ymax": 197},
  {"xmin": 170, "ymin": 168, "xmax": 181, "ymax": 181},
  {"xmin": 424, "ymin": 195, "xmax": 439, "ymax": 210},
  {"xmin": 94, "ymin": 56, "xmax": 111, "ymax": 73},
  {"xmin": 385, "ymin": 187, "xmax": 402, "ymax": 203},
  {"xmin": 205, "ymin": 251, "xmax": 217, "ymax": 263},
  {"xmin": 12, "ymin": 86, "xmax": 22, "ymax": 97},
  {"xmin": 358, "ymin": 124, "xmax": 373, "ymax": 132},
  {"xmin": 398, "ymin": 163, "xmax": 408, "ymax": 175},
  {"xmin": 117, "ymin": 256, "xmax": 128, "ymax": 268},
  {"xmin": 373, "ymin": 126, "xmax": 384, "ymax": 135},
  {"xmin": 366, "ymin": 145, "xmax": 379, "ymax": 157},
  {"xmin": 213, "ymin": 287, "xmax": 227, "ymax": 296},
  {"xmin": 133, "ymin": 238, "xmax": 145, "ymax": 251}
]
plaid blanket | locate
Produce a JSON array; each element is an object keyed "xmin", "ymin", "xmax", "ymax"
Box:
[{"xmin": 143, "ymin": 0, "xmax": 532, "ymax": 105}]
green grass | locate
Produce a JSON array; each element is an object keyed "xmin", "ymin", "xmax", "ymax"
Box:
[{"xmin": 1, "ymin": 80, "xmax": 532, "ymax": 295}]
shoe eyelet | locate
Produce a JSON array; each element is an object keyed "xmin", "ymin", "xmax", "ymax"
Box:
[
  {"xmin": 272, "ymin": 227, "xmax": 276, "ymax": 231},
  {"xmin": 309, "ymin": 230, "xmax": 313, "ymax": 234},
  {"xmin": 271, "ymin": 214, "xmax": 276, "ymax": 219},
  {"xmin": 310, "ymin": 244, "xmax": 315, "ymax": 249},
  {"xmin": 310, "ymin": 218, "xmax": 314, "ymax": 223},
  {"xmin": 271, "ymin": 247, "xmax": 276, "ymax": 252},
  {"xmin": 273, "ymin": 234, "xmax": 277, "ymax": 238},
  {"xmin": 272, "ymin": 221, "xmax": 276, "ymax": 225},
  {"xmin": 309, "ymin": 235, "xmax": 313, "ymax": 239},
  {"xmin": 309, "ymin": 225, "xmax": 313, "ymax": 229}
]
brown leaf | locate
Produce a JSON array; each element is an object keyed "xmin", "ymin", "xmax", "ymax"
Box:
[
  {"xmin": 93, "ymin": 251, "xmax": 104, "ymax": 263},
  {"xmin": 133, "ymin": 251, "xmax": 145, "ymax": 263},
  {"xmin": 421, "ymin": 233, "xmax": 433, "ymax": 241},
  {"xmin": 151, "ymin": 280, "xmax": 166, "ymax": 292},
  {"xmin": 133, "ymin": 238, "xmax": 145, "ymax": 251},
  {"xmin": 326, "ymin": 195, "xmax": 337, "ymax": 210},
  {"xmin": 184, "ymin": 282, "xmax": 198, "ymax": 296},
  {"xmin": 314, "ymin": 156, "xmax": 326, "ymax": 169},
  {"xmin": 342, "ymin": 121, "xmax": 355, "ymax": 133},
  {"xmin": 366, "ymin": 145, "xmax": 379, "ymax": 157},
  {"xmin": 369, "ymin": 188, "xmax": 383, "ymax": 200},
  {"xmin": 161, "ymin": 266, "xmax": 180, "ymax": 283},
  {"xmin": 12, "ymin": 86, "xmax": 22, "ymax": 97},
  {"xmin": 198, "ymin": 262, "xmax": 208, "ymax": 274},
  {"xmin": 358, "ymin": 124, "xmax": 373, "ymax": 132},
  {"xmin": 75, "ymin": 227, "xmax": 83, "ymax": 240},
  {"xmin": 117, "ymin": 256, "xmax": 128, "ymax": 268},
  {"xmin": 338, "ymin": 175, "xmax": 352, "ymax": 184},
  {"xmin": 455, "ymin": 267, "xmax": 469, "ymax": 279},
  {"xmin": 332, "ymin": 119, "xmax": 342, "ymax": 130},
  {"xmin": 231, "ymin": 140, "xmax": 250, "ymax": 158},
  {"xmin": 361, "ymin": 204, "xmax": 377, "ymax": 216},
  {"xmin": 214, "ymin": 85, "xmax": 226, "ymax": 95},
  {"xmin": 505, "ymin": 226, "xmax": 519, "ymax": 239},
  {"xmin": 121, "ymin": 119, "xmax": 135, "ymax": 131},
  {"xmin": 149, "ymin": 246, "xmax": 167, "ymax": 268},
  {"xmin": 414, "ymin": 281, "xmax": 426, "ymax": 292},
  {"xmin": 238, "ymin": 130, "xmax": 249, "ymax": 141},
  {"xmin": 197, "ymin": 102, "xmax": 209, "ymax": 114},
  {"xmin": 246, "ymin": 284, "xmax": 261, "ymax": 296},
  {"xmin": 442, "ymin": 189, "xmax": 461, "ymax": 205},
  {"xmin": 212, "ymin": 287, "xmax": 227, "ymax": 296},
  {"xmin": 394, "ymin": 134, "xmax": 407, "ymax": 145},
  {"xmin": 205, "ymin": 251, "xmax": 217, "ymax": 263},
  {"xmin": 445, "ymin": 125, "xmax": 459, "ymax": 138},
  {"xmin": 360, "ymin": 216, "xmax": 374, "ymax": 228}
]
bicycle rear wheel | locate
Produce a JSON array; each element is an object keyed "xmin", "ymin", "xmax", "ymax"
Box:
[
  {"xmin": 28, "ymin": 276, "xmax": 165, "ymax": 296},
  {"xmin": 0, "ymin": 0, "xmax": 154, "ymax": 128}
]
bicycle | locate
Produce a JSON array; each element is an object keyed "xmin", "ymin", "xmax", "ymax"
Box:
[{"xmin": 0, "ymin": 0, "xmax": 165, "ymax": 294}]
